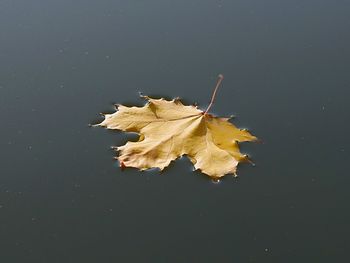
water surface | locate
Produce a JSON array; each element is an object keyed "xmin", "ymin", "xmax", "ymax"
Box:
[{"xmin": 0, "ymin": 0, "xmax": 349, "ymax": 262}]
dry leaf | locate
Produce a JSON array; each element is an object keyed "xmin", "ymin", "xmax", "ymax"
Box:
[{"xmin": 97, "ymin": 75, "xmax": 257, "ymax": 178}]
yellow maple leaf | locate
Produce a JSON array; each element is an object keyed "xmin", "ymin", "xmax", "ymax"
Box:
[{"xmin": 97, "ymin": 75, "xmax": 257, "ymax": 178}]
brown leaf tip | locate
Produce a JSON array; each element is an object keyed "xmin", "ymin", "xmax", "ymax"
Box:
[{"xmin": 119, "ymin": 161, "xmax": 126, "ymax": 170}]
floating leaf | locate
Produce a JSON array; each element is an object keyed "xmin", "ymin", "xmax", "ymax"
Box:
[{"xmin": 97, "ymin": 75, "xmax": 257, "ymax": 178}]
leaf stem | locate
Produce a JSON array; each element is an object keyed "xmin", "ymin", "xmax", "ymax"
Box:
[{"xmin": 204, "ymin": 74, "xmax": 224, "ymax": 114}]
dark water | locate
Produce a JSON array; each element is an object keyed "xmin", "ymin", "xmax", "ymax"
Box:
[{"xmin": 1, "ymin": 0, "xmax": 350, "ymax": 262}]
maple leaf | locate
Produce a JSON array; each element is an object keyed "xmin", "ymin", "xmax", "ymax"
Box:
[{"xmin": 97, "ymin": 75, "xmax": 257, "ymax": 178}]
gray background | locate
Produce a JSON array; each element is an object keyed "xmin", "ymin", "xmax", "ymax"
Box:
[{"xmin": 0, "ymin": 0, "xmax": 349, "ymax": 262}]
